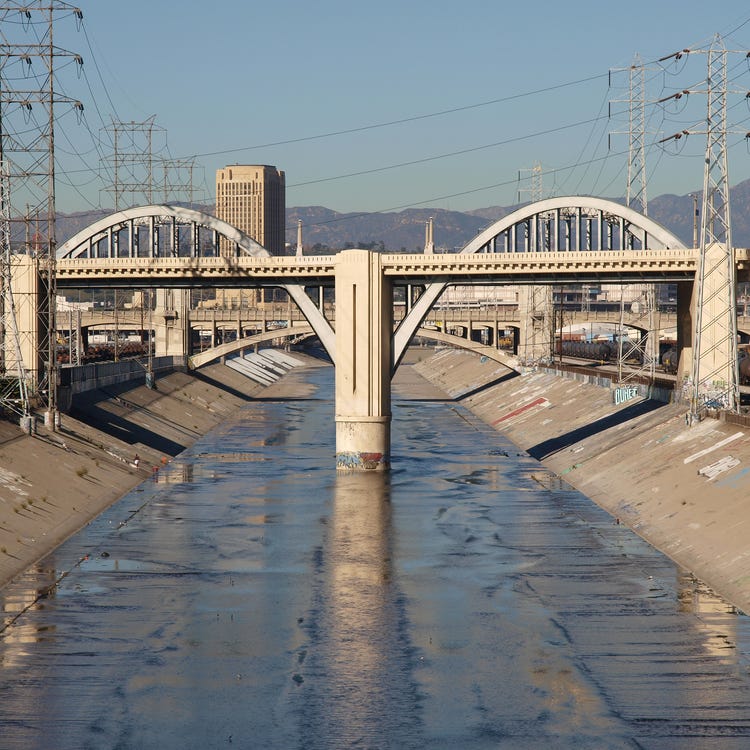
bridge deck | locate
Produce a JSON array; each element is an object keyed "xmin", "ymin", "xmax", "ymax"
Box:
[{"xmin": 53, "ymin": 247, "xmax": 750, "ymax": 288}]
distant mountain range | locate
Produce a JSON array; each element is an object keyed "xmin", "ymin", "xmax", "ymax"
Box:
[{"xmin": 56, "ymin": 178, "xmax": 750, "ymax": 253}]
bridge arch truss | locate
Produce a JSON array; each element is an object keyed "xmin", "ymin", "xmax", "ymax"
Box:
[
  {"xmin": 463, "ymin": 196, "xmax": 685, "ymax": 255},
  {"xmin": 395, "ymin": 196, "xmax": 686, "ymax": 366},
  {"xmin": 57, "ymin": 205, "xmax": 336, "ymax": 358},
  {"xmin": 57, "ymin": 205, "xmax": 269, "ymax": 260}
]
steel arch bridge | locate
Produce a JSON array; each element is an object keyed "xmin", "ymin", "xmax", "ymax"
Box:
[
  {"xmin": 43, "ymin": 196, "xmax": 746, "ymax": 469},
  {"xmin": 55, "ymin": 198, "xmax": 695, "ymax": 366},
  {"xmin": 57, "ymin": 204, "xmax": 336, "ymax": 357},
  {"xmin": 56, "ymin": 198, "xmax": 689, "ymax": 372},
  {"xmin": 464, "ymin": 195, "xmax": 685, "ymax": 253},
  {"xmin": 393, "ymin": 196, "xmax": 687, "ymax": 363}
]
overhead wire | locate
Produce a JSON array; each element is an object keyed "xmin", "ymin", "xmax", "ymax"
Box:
[
  {"xmin": 181, "ymin": 73, "xmax": 610, "ymax": 161},
  {"xmin": 287, "ymin": 112, "xmax": 616, "ymax": 189},
  {"xmin": 5, "ymin": 10, "xmax": 750, "ymax": 223},
  {"xmin": 285, "ymin": 147, "xmax": 632, "ymax": 232}
]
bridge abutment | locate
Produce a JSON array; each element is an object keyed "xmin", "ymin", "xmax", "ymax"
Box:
[{"xmin": 334, "ymin": 250, "xmax": 392, "ymax": 470}]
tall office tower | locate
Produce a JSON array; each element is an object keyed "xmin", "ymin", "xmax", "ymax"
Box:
[
  {"xmin": 216, "ymin": 165, "xmax": 286, "ymax": 255},
  {"xmin": 215, "ymin": 165, "xmax": 286, "ymax": 306}
]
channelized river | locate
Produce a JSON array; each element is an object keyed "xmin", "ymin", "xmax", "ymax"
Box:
[{"xmin": 2, "ymin": 364, "xmax": 750, "ymax": 749}]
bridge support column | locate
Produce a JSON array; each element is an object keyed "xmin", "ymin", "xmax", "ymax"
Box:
[
  {"xmin": 335, "ymin": 250, "xmax": 391, "ymax": 471},
  {"xmin": 675, "ymin": 281, "xmax": 693, "ymax": 386},
  {"xmin": 8, "ymin": 254, "xmax": 42, "ymax": 397},
  {"xmin": 154, "ymin": 288, "xmax": 190, "ymax": 359},
  {"xmin": 517, "ymin": 284, "xmax": 552, "ymax": 364}
]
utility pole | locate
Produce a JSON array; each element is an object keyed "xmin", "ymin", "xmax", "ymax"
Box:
[{"xmin": 0, "ymin": 1, "xmax": 84, "ymax": 428}]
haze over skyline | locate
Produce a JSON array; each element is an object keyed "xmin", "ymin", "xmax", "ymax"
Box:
[{"xmin": 13, "ymin": 1, "xmax": 750, "ymax": 218}]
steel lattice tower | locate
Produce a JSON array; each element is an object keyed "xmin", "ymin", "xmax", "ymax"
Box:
[
  {"xmin": 0, "ymin": 1, "xmax": 83, "ymax": 426},
  {"xmin": 517, "ymin": 163, "xmax": 553, "ymax": 364},
  {"xmin": 0, "ymin": 163, "xmax": 29, "ymax": 417},
  {"xmin": 103, "ymin": 116, "xmax": 163, "ymax": 210},
  {"xmin": 620, "ymin": 55, "xmax": 656, "ymax": 384},
  {"xmin": 690, "ymin": 35, "xmax": 740, "ymax": 415},
  {"xmin": 625, "ymin": 55, "xmax": 647, "ymax": 216}
]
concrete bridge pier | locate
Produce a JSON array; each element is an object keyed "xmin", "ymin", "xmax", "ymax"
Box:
[
  {"xmin": 154, "ymin": 288, "xmax": 190, "ymax": 359},
  {"xmin": 335, "ymin": 250, "xmax": 392, "ymax": 471},
  {"xmin": 675, "ymin": 280, "xmax": 693, "ymax": 384}
]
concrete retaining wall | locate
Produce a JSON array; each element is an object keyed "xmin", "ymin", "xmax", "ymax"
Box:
[{"xmin": 58, "ymin": 356, "xmax": 186, "ymax": 410}]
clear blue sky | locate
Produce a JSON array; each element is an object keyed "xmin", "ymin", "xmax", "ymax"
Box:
[{"xmin": 29, "ymin": 1, "xmax": 750, "ymax": 214}]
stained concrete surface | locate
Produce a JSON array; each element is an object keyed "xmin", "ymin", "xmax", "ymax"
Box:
[{"xmin": 413, "ymin": 348, "xmax": 750, "ymax": 615}]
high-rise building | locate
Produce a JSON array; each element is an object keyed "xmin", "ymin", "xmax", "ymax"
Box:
[{"xmin": 215, "ymin": 165, "xmax": 286, "ymax": 255}]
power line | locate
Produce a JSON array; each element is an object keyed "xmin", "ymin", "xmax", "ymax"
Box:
[
  {"xmin": 284, "ymin": 147, "xmax": 631, "ymax": 232},
  {"xmin": 181, "ymin": 73, "xmax": 609, "ymax": 160},
  {"xmin": 287, "ymin": 112, "xmax": 614, "ymax": 189}
]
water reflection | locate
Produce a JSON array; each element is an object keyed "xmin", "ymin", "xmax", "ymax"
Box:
[
  {"xmin": 295, "ymin": 471, "xmax": 421, "ymax": 748},
  {"xmin": 678, "ymin": 568, "xmax": 745, "ymax": 662},
  {"xmin": 0, "ymin": 563, "xmax": 58, "ymax": 669},
  {"xmin": 2, "ymin": 364, "xmax": 750, "ymax": 748}
]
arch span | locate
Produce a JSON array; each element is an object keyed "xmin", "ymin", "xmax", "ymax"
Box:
[
  {"xmin": 57, "ymin": 204, "xmax": 268, "ymax": 259},
  {"xmin": 394, "ymin": 196, "xmax": 686, "ymax": 367},
  {"xmin": 189, "ymin": 326, "xmax": 317, "ymax": 369},
  {"xmin": 463, "ymin": 195, "xmax": 686, "ymax": 255},
  {"xmin": 189, "ymin": 326, "xmax": 519, "ymax": 374},
  {"xmin": 57, "ymin": 205, "xmax": 336, "ymax": 360}
]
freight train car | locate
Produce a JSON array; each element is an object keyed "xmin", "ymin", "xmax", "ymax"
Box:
[
  {"xmin": 662, "ymin": 347, "xmax": 750, "ymax": 381},
  {"xmin": 557, "ymin": 339, "xmax": 643, "ymax": 364}
]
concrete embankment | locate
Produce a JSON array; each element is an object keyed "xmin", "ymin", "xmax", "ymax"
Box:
[
  {"xmin": 412, "ymin": 348, "xmax": 750, "ymax": 615},
  {"xmin": 0, "ymin": 355, "xmax": 324, "ymax": 589}
]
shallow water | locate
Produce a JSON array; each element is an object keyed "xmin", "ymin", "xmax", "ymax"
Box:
[{"xmin": 1, "ymin": 366, "xmax": 750, "ymax": 749}]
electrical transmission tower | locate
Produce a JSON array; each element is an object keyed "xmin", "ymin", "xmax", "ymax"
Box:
[
  {"xmin": 660, "ymin": 35, "xmax": 744, "ymax": 415},
  {"xmin": 518, "ymin": 162, "xmax": 544, "ymax": 206},
  {"xmin": 690, "ymin": 36, "xmax": 739, "ymax": 414},
  {"xmin": 623, "ymin": 55, "xmax": 648, "ymax": 215},
  {"xmin": 159, "ymin": 158, "xmax": 198, "ymax": 206},
  {"xmin": 0, "ymin": 1, "xmax": 84, "ymax": 427},
  {"xmin": 0, "ymin": 166, "xmax": 29, "ymax": 419},
  {"xmin": 517, "ymin": 162, "xmax": 553, "ymax": 364},
  {"xmin": 611, "ymin": 55, "xmax": 657, "ymax": 384},
  {"xmin": 103, "ymin": 118, "xmax": 196, "ymax": 209},
  {"xmin": 103, "ymin": 116, "xmax": 165, "ymax": 210}
]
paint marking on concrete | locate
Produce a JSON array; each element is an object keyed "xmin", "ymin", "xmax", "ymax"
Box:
[
  {"xmin": 716, "ymin": 466, "xmax": 750, "ymax": 489},
  {"xmin": 492, "ymin": 397, "xmax": 549, "ymax": 425},
  {"xmin": 683, "ymin": 432, "xmax": 744, "ymax": 464},
  {"xmin": 698, "ymin": 455, "xmax": 741, "ymax": 480}
]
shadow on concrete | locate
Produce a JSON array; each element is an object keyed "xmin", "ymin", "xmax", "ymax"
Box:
[
  {"xmin": 394, "ymin": 398, "xmax": 454, "ymax": 404},
  {"xmin": 527, "ymin": 398, "xmax": 666, "ymax": 461},
  {"xmin": 192, "ymin": 371, "xmax": 323, "ymax": 403},
  {"xmin": 69, "ymin": 390, "xmax": 192, "ymax": 456},
  {"xmin": 457, "ymin": 371, "xmax": 519, "ymax": 401},
  {"xmin": 191, "ymin": 369, "xmax": 263, "ymax": 402}
]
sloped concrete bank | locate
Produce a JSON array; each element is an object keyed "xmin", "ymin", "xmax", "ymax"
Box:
[
  {"xmin": 413, "ymin": 348, "xmax": 750, "ymax": 615},
  {"xmin": 0, "ymin": 354, "xmax": 324, "ymax": 591}
]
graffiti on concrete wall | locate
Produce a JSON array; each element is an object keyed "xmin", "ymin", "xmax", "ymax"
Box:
[{"xmin": 613, "ymin": 385, "xmax": 640, "ymax": 405}]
